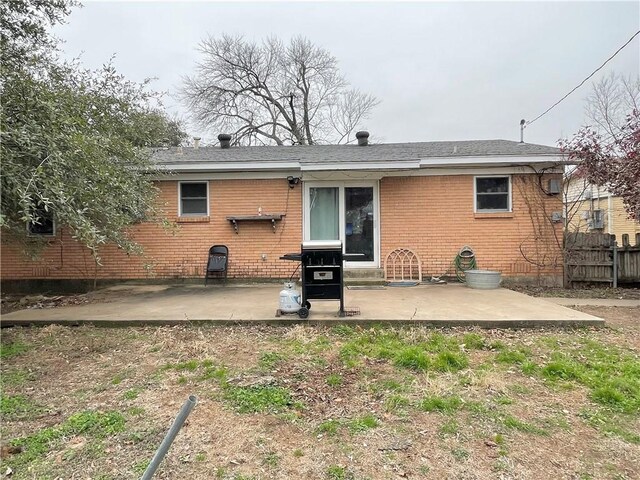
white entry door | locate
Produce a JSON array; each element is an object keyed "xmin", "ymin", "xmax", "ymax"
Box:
[{"xmin": 304, "ymin": 181, "xmax": 379, "ymax": 268}]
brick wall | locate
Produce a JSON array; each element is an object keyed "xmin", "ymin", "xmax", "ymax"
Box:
[
  {"xmin": 1, "ymin": 173, "xmax": 563, "ymax": 283},
  {"xmin": 379, "ymin": 174, "xmax": 563, "ymax": 281},
  {"xmin": 1, "ymin": 179, "xmax": 302, "ymax": 280}
]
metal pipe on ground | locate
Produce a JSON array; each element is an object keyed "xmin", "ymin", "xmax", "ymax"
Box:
[{"xmin": 140, "ymin": 395, "xmax": 197, "ymax": 480}]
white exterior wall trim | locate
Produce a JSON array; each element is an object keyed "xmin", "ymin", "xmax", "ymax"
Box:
[
  {"xmin": 155, "ymin": 165, "xmax": 562, "ymax": 182},
  {"xmin": 156, "ymin": 155, "xmax": 566, "ymax": 175}
]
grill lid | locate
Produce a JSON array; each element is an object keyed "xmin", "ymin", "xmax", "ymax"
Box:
[{"xmin": 302, "ymin": 240, "xmax": 342, "ymax": 250}]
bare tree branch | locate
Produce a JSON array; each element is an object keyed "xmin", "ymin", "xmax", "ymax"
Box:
[
  {"xmin": 585, "ymin": 72, "xmax": 640, "ymax": 141},
  {"xmin": 181, "ymin": 35, "xmax": 378, "ymax": 145}
]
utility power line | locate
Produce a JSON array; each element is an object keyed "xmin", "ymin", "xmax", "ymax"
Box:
[{"xmin": 526, "ymin": 29, "xmax": 640, "ymax": 127}]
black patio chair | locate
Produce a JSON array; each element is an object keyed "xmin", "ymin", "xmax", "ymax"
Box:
[{"xmin": 205, "ymin": 245, "xmax": 229, "ymax": 285}]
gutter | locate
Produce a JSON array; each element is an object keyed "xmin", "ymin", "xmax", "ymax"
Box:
[
  {"xmin": 153, "ymin": 155, "xmax": 570, "ymax": 174},
  {"xmin": 154, "ymin": 161, "xmax": 302, "ymax": 172},
  {"xmin": 419, "ymin": 155, "xmax": 569, "ymax": 167}
]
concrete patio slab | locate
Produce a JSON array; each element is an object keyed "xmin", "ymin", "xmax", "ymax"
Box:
[{"xmin": 1, "ymin": 283, "xmax": 604, "ymax": 327}]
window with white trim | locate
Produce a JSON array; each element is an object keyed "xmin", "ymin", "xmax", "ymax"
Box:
[
  {"xmin": 475, "ymin": 176, "xmax": 511, "ymax": 212},
  {"xmin": 179, "ymin": 182, "xmax": 209, "ymax": 216}
]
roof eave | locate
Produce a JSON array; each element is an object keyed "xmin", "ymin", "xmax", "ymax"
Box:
[
  {"xmin": 300, "ymin": 160, "xmax": 421, "ymax": 171},
  {"xmin": 419, "ymin": 154, "xmax": 571, "ymax": 167},
  {"xmin": 155, "ymin": 161, "xmax": 302, "ymax": 172}
]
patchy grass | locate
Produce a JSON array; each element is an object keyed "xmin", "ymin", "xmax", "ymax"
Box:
[
  {"xmin": 161, "ymin": 358, "xmax": 228, "ymax": 382},
  {"xmin": 0, "ymin": 368, "xmax": 36, "ymax": 387},
  {"xmin": 347, "ymin": 414, "xmax": 379, "ymax": 433},
  {"xmin": 434, "ymin": 350, "xmax": 469, "ymax": 372},
  {"xmin": 1, "ymin": 313, "xmax": 639, "ymax": 479},
  {"xmin": 222, "ymin": 385, "xmax": 301, "ymax": 414},
  {"xmin": 122, "ymin": 388, "xmax": 140, "ymax": 401},
  {"xmin": 462, "ymin": 332, "xmax": 486, "ymax": 350},
  {"xmin": 162, "ymin": 359, "xmax": 201, "ymax": 371},
  {"xmin": 420, "ymin": 394, "xmax": 463, "ymax": 414},
  {"xmin": 538, "ymin": 339, "xmax": 640, "ymax": 413},
  {"xmin": 316, "ymin": 415, "xmax": 379, "ymax": 436},
  {"xmin": 1, "ymin": 394, "xmax": 45, "ymax": 420},
  {"xmin": 340, "ymin": 330, "xmax": 469, "ymax": 373},
  {"xmin": 495, "ymin": 348, "xmax": 530, "ymax": 365},
  {"xmin": 317, "ymin": 419, "xmax": 341, "ymax": 436},
  {"xmin": 0, "ymin": 341, "xmax": 29, "ymax": 359},
  {"xmin": 326, "ymin": 373, "xmax": 343, "ymax": 387},
  {"xmin": 326, "ymin": 465, "xmax": 354, "ymax": 480},
  {"xmin": 393, "ymin": 346, "xmax": 431, "ymax": 371},
  {"xmin": 368, "ymin": 377, "xmax": 411, "ymax": 396},
  {"xmin": 451, "ymin": 447, "xmax": 470, "ymax": 462},
  {"xmin": 579, "ymin": 409, "xmax": 640, "ymax": 445},
  {"xmin": 262, "ymin": 451, "xmax": 279, "ymax": 468},
  {"xmin": 6, "ymin": 410, "xmax": 125, "ymax": 467},
  {"xmin": 259, "ymin": 352, "xmax": 284, "ymax": 370},
  {"xmin": 439, "ymin": 418, "xmax": 460, "ymax": 437},
  {"xmin": 501, "ymin": 414, "xmax": 548, "ymax": 436},
  {"xmin": 384, "ymin": 394, "xmax": 410, "ymax": 413}
]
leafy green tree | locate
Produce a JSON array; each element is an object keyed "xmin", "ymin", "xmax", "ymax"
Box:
[
  {"xmin": 0, "ymin": 0, "xmax": 75, "ymax": 74},
  {"xmin": 1, "ymin": 0, "xmax": 185, "ymax": 261}
]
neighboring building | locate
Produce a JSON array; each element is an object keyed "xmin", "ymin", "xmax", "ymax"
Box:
[
  {"xmin": 565, "ymin": 173, "xmax": 640, "ymax": 242},
  {"xmin": 1, "ymin": 135, "xmax": 566, "ymax": 287}
]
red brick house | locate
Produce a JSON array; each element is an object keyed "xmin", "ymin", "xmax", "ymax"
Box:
[{"xmin": 1, "ymin": 134, "xmax": 566, "ymax": 287}]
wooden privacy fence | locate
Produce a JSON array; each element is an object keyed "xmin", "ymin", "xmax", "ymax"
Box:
[{"xmin": 564, "ymin": 232, "xmax": 640, "ymax": 287}]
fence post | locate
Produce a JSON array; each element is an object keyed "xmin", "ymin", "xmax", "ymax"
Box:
[{"xmin": 612, "ymin": 242, "xmax": 618, "ymax": 289}]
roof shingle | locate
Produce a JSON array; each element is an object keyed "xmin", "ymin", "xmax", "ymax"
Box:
[{"xmin": 152, "ymin": 139, "xmax": 560, "ymax": 165}]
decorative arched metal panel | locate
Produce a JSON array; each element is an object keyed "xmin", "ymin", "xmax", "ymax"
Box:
[{"xmin": 385, "ymin": 248, "xmax": 422, "ymax": 283}]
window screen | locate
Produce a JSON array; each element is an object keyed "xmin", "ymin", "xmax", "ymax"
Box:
[
  {"xmin": 476, "ymin": 177, "xmax": 510, "ymax": 211},
  {"xmin": 180, "ymin": 182, "xmax": 208, "ymax": 216}
]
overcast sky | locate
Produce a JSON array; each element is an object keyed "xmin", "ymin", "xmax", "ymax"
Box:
[{"xmin": 54, "ymin": 1, "xmax": 640, "ymax": 147}]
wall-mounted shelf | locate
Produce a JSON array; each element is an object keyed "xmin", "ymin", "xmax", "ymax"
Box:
[{"xmin": 226, "ymin": 214, "xmax": 285, "ymax": 234}]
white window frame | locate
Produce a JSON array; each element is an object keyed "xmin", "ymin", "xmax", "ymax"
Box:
[
  {"xmin": 303, "ymin": 180, "xmax": 380, "ymax": 268},
  {"xmin": 178, "ymin": 181, "xmax": 210, "ymax": 217},
  {"xmin": 474, "ymin": 175, "xmax": 512, "ymax": 213}
]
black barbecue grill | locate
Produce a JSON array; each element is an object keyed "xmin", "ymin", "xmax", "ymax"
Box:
[{"xmin": 281, "ymin": 241, "xmax": 362, "ymax": 318}]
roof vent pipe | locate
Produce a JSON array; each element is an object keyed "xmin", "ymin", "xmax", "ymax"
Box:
[
  {"xmin": 218, "ymin": 134, "xmax": 232, "ymax": 149},
  {"xmin": 355, "ymin": 131, "xmax": 369, "ymax": 146},
  {"xmin": 193, "ymin": 137, "xmax": 201, "ymax": 149}
]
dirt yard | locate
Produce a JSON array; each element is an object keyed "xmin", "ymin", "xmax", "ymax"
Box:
[
  {"xmin": 506, "ymin": 285, "xmax": 640, "ymax": 300},
  {"xmin": 1, "ymin": 307, "xmax": 638, "ymax": 479}
]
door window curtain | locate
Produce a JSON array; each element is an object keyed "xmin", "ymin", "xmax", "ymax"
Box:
[{"xmin": 309, "ymin": 187, "xmax": 339, "ymax": 240}]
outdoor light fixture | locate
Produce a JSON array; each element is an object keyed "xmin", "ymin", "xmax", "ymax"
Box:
[{"xmin": 287, "ymin": 176, "xmax": 300, "ymax": 188}]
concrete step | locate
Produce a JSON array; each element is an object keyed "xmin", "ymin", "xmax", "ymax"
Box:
[
  {"xmin": 344, "ymin": 268, "xmax": 385, "ymax": 279},
  {"xmin": 344, "ymin": 278, "xmax": 387, "ymax": 286}
]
